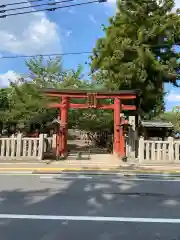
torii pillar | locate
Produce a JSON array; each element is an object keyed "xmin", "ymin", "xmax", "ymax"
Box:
[{"xmin": 59, "ymin": 96, "xmax": 68, "ymax": 157}]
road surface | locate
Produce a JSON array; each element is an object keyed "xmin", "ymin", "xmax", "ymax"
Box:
[{"xmin": 1, "ymin": 173, "xmax": 180, "ymax": 239}]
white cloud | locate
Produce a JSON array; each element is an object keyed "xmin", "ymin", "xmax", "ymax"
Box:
[
  {"xmin": 166, "ymin": 90, "xmax": 180, "ymax": 102},
  {"xmin": 0, "ymin": 71, "xmax": 20, "ymax": 87},
  {"xmin": 106, "ymin": 0, "xmax": 117, "ymax": 8},
  {"xmin": 0, "ymin": 0, "xmax": 61, "ymax": 55},
  {"xmin": 107, "ymin": 0, "xmax": 116, "ymax": 3}
]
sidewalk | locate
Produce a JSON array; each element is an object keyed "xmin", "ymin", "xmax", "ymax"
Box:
[{"xmin": 1, "ymin": 159, "xmax": 180, "ymax": 175}]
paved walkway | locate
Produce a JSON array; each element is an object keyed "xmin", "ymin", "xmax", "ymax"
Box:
[
  {"xmin": 0, "ymin": 156, "xmax": 122, "ymax": 171},
  {"xmin": 0, "ymin": 158, "xmax": 180, "ymax": 174},
  {"xmin": 1, "ymin": 154, "xmax": 180, "ymax": 174}
]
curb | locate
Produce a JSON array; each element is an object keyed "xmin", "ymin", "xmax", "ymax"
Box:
[{"xmin": 0, "ymin": 167, "xmax": 180, "ymax": 177}]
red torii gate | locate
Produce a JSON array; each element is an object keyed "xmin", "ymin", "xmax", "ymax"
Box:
[{"xmin": 44, "ymin": 88, "xmax": 139, "ymax": 159}]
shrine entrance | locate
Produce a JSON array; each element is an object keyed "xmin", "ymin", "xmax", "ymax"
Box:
[
  {"xmin": 44, "ymin": 89, "xmax": 139, "ymax": 160},
  {"xmin": 66, "ymin": 128, "xmax": 112, "ymax": 160}
]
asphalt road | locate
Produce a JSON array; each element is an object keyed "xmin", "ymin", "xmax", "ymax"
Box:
[{"xmin": 1, "ymin": 173, "xmax": 180, "ymax": 239}]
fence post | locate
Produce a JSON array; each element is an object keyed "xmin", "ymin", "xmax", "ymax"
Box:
[
  {"xmin": 44, "ymin": 134, "xmax": 48, "ymax": 152},
  {"xmin": 38, "ymin": 134, "xmax": 44, "ymax": 160},
  {"xmin": 128, "ymin": 116, "xmax": 136, "ymax": 160},
  {"xmin": 11, "ymin": 134, "xmax": 16, "ymax": 158},
  {"xmin": 52, "ymin": 134, "xmax": 56, "ymax": 157},
  {"xmin": 52, "ymin": 134, "xmax": 56, "ymax": 147},
  {"xmin": 168, "ymin": 137, "xmax": 174, "ymax": 162},
  {"xmin": 138, "ymin": 136, "xmax": 144, "ymax": 162},
  {"xmin": 16, "ymin": 133, "xmax": 22, "ymax": 159}
]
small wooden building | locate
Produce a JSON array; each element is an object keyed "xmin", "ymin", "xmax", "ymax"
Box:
[{"xmin": 139, "ymin": 120, "xmax": 174, "ymax": 140}]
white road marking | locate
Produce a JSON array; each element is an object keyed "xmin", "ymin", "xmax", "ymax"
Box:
[
  {"xmin": 39, "ymin": 175, "xmax": 93, "ymax": 179},
  {"xmin": 37, "ymin": 173, "xmax": 180, "ymax": 182},
  {"xmin": 77, "ymin": 175, "xmax": 92, "ymax": 179},
  {"xmin": 54, "ymin": 175, "xmax": 92, "ymax": 179},
  {"xmin": 1, "ymin": 214, "xmax": 180, "ymax": 223},
  {"xmin": 39, "ymin": 176, "xmax": 53, "ymax": 179},
  {"xmin": 122, "ymin": 178, "xmax": 180, "ymax": 182},
  {"xmin": 0, "ymin": 173, "xmax": 180, "ymax": 182}
]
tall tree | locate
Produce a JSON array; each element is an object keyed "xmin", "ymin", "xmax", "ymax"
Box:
[
  {"xmin": 5, "ymin": 57, "xmax": 109, "ymax": 132},
  {"xmin": 4, "ymin": 56, "xmax": 63, "ymax": 125},
  {"xmin": 0, "ymin": 88, "xmax": 11, "ymax": 124},
  {"xmin": 6, "ymin": 57, "xmax": 86, "ymax": 126},
  {"xmin": 90, "ymin": 0, "xmax": 180, "ymax": 119},
  {"xmin": 26, "ymin": 56, "xmax": 64, "ymax": 87},
  {"xmin": 156, "ymin": 109, "xmax": 180, "ymax": 133},
  {"xmin": 1, "ymin": 57, "xmax": 114, "ymax": 145}
]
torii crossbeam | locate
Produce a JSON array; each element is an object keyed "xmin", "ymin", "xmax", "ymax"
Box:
[{"xmin": 44, "ymin": 88, "xmax": 139, "ymax": 159}]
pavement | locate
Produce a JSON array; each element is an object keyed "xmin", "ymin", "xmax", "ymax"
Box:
[
  {"xmin": 1, "ymin": 173, "xmax": 180, "ymax": 239},
  {"xmin": 1, "ymin": 161, "xmax": 180, "ymax": 175}
]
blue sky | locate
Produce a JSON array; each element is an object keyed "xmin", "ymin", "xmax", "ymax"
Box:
[{"xmin": 0, "ymin": 0, "xmax": 179, "ymax": 111}]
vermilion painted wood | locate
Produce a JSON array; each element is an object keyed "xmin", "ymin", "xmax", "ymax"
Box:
[
  {"xmin": 48, "ymin": 103, "xmax": 136, "ymax": 111},
  {"xmin": 44, "ymin": 88, "xmax": 139, "ymax": 158},
  {"xmin": 46, "ymin": 92, "xmax": 137, "ymax": 99}
]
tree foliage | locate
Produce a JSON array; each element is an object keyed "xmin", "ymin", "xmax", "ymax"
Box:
[
  {"xmin": 0, "ymin": 57, "xmax": 113, "ymax": 133},
  {"xmin": 2, "ymin": 57, "xmax": 63, "ymax": 125},
  {"xmin": 156, "ymin": 109, "xmax": 180, "ymax": 133},
  {"xmin": 90, "ymin": 0, "xmax": 180, "ymax": 119}
]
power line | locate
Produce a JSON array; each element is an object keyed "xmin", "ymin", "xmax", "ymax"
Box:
[
  {"xmin": 0, "ymin": 0, "xmax": 48, "ymax": 7},
  {"xmin": 0, "ymin": 51, "xmax": 94, "ymax": 60},
  {"xmin": 0, "ymin": 0, "xmax": 74, "ymax": 14},
  {"xmin": 0, "ymin": 0, "xmax": 106, "ymax": 18}
]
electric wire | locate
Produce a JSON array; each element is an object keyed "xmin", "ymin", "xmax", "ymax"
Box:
[
  {"xmin": 0, "ymin": 0, "xmax": 106, "ymax": 18},
  {"xmin": 0, "ymin": 0, "xmax": 74, "ymax": 14}
]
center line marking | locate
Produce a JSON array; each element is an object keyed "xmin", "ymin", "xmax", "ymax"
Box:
[{"xmin": 1, "ymin": 214, "xmax": 180, "ymax": 223}]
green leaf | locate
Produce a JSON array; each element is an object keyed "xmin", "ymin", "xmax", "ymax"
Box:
[{"xmin": 90, "ymin": 0, "xmax": 180, "ymax": 119}]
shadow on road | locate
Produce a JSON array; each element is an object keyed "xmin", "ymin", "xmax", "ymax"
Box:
[{"xmin": 0, "ymin": 175, "xmax": 180, "ymax": 239}]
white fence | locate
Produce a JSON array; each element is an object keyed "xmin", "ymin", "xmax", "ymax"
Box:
[
  {"xmin": 1, "ymin": 133, "xmax": 180, "ymax": 162},
  {"xmin": 0, "ymin": 134, "xmax": 45, "ymax": 160},
  {"xmin": 138, "ymin": 137, "xmax": 180, "ymax": 162}
]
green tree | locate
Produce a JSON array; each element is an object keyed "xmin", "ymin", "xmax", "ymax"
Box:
[
  {"xmin": 6, "ymin": 57, "xmax": 86, "ymax": 126},
  {"xmin": 4, "ymin": 57, "xmax": 108, "ymax": 132},
  {"xmin": 90, "ymin": 0, "xmax": 180, "ymax": 119},
  {"xmin": 0, "ymin": 88, "xmax": 11, "ymax": 126},
  {"xmin": 24, "ymin": 57, "xmax": 113, "ymax": 133},
  {"xmin": 156, "ymin": 108, "xmax": 180, "ymax": 133},
  {"xmin": 26, "ymin": 56, "xmax": 64, "ymax": 87},
  {"xmin": 1, "ymin": 56, "xmax": 114, "ymax": 148}
]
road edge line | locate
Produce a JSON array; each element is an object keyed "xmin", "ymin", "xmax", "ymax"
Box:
[{"xmin": 0, "ymin": 167, "xmax": 180, "ymax": 176}]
